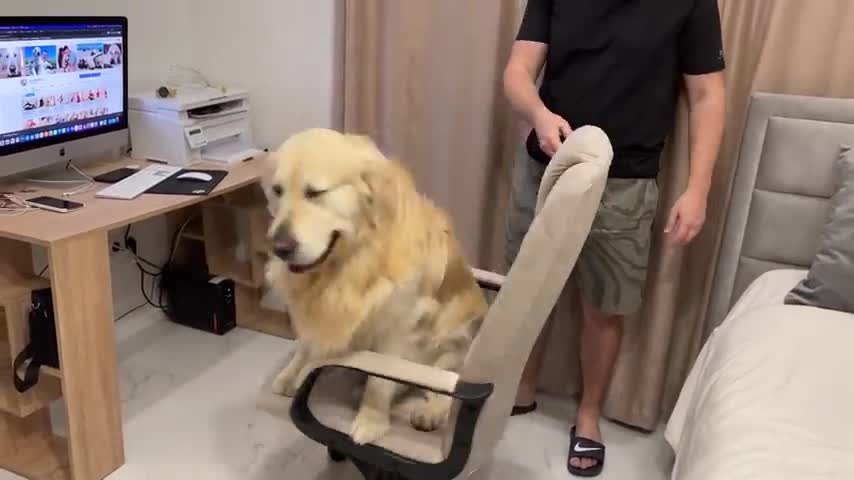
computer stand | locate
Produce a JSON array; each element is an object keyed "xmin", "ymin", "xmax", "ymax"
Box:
[{"xmin": 8, "ymin": 159, "xmax": 96, "ymax": 201}]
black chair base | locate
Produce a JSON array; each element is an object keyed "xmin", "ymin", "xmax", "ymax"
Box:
[
  {"xmin": 328, "ymin": 447, "xmax": 347, "ymax": 463},
  {"xmin": 353, "ymin": 459, "xmax": 410, "ymax": 480}
]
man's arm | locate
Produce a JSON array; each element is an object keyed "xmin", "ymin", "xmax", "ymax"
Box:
[
  {"xmin": 665, "ymin": 71, "xmax": 726, "ymax": 244},
  {"xmin": 666, "ymin": 0, "xmax": 726, "ymax": 244},
  {"xmin": 684, "ymin": 72, "xmax": 726, "ymax": 197},
  {"xmin": 503, "ymin": 41, "xmax": 549, "ymax": 126},
  {"xmin": 503, "ymin": 0, "xmax": 569, "ymax": 157},
  {"xmin": 503, "ymin": 42, "xmax": 570, "ymax": 157}
]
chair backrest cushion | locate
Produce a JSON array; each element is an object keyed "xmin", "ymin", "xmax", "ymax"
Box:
[{"xmin": 458, "ymin": 126, "xmax": 612, "ymax": 473}]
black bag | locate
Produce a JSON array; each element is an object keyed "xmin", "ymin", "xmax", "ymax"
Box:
[{"xmin": 13, "ymin": 288, "xmax": 60, "ymax": 393}]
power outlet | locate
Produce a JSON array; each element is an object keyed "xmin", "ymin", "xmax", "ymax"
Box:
[
  {"xmin": 125, "ymin": 236, "xmax": 138, "ymax": 255},
  {"xmin": 111, "ymin": 236, "xmax": 138, "ymax": 254}
]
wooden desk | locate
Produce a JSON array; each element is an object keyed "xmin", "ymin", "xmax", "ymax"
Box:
[
  {"xmin": 0, "ymin": 158, "xmax": 267, "ymax": 245},
  {"xmin": 0, "ymin": 157, "xmax": 288, "ymax": 479}
]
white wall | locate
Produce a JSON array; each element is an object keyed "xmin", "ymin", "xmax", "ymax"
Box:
[
  {"xmin": 9, "ymin": 1, "xmax": 339, "ymax": 315},
  {"xmin": 5, "ymin": 0, "xmax": 196, "ymax": 92},
  {"xmin": 191, "ymin": 0, "xmax": 340, "ymax": 149}
]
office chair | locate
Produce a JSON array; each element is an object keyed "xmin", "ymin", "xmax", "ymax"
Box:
[{"xmin": 257, "ymin": 126, "xmax": 613, "ymax": 480}]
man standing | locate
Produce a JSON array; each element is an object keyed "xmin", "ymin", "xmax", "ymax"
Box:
[{"xmin": 503, "ymin": 0, "xmax": 726, "ymax": 476}]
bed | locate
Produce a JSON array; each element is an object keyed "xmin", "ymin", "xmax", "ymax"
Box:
[{"xmin": 665, "ymin": 93, "xmax": 854, "ymax": 479}]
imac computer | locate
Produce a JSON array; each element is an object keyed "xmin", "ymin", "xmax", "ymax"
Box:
[{"xmin": 0, "ymin": 17, "xmax": 128, "ymax": 179}]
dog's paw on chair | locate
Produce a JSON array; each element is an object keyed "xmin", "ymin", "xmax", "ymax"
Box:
[
  {"xmin": 397, "ymin": 396, "xmax": 450, "ymax": 432},
  {"xmin": 350, "ymin": 407, "xmax": 391, "ymax": 445},
  {"xmin": 271, "ymin": 371, "xmax": 298, "ymax": 397}
]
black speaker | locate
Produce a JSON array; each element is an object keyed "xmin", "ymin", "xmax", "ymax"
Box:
[{"xmin": 160, "ymin": 267, "xmax": 236, "ymax": 335}]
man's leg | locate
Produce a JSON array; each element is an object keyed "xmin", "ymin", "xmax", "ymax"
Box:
[
  {"xmin": 515, "ymin": 322, "xmax": 549, "ymax": 406},
  {"xmin": 569, "ymin": 178, "xmax": 659, "ymax": 473},
  {"xmin": 571, "ymin": 298, "xmax": 623, "ymax": 470}
]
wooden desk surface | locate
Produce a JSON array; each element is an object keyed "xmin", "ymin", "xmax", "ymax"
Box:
[{"xmin": 0, "ymin": 157, "xmax": 268, "ymax": 246}]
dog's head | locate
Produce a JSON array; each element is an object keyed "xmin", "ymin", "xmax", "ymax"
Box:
[
  {"xmin": 265, "ymin": 128, "xmax": 400, "ymax": 274},
  {"xmin": 0, "ymin": 49, "xmax": 21, "ymax": 77},
  {"xmin": 107, "ymin": 44, "xmax": 121, "ymax": 64}
]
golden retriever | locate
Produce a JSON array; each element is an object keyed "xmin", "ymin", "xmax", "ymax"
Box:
[{"xmin": 264, "ymin": 128, "xmax": 487, "ymax": 445}]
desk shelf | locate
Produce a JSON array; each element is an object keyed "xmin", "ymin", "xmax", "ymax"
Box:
[
  {"xmin": 0, "ymin": 276, "xmax": 62, "ymax": 419},
  {"xmin": 0, "ymin": 411, "xmax": 70, "ymax": 480},
  {"xmin": 181, "ymin": 220, "xmax": 205, "ymax": 242},
  {"xmin": 235, "ymin": 285, "xmax": 294, "ymax": 339},
  {"xmin": 198, "ymin": 186, "xmax": 293, "ymax": 339},
  {"xmin": 0, "ymin": 243, "xmax": 69, "ymax": 480}
]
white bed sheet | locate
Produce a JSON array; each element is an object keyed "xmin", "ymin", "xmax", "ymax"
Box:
[{"xmin": 666, "ymin": 269, "xmax": 854, "ymax": 479}]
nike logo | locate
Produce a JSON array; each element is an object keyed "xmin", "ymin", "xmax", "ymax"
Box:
[{"xmin": 574, "ymin": 442, "xmax": 603, "ymax": 453}]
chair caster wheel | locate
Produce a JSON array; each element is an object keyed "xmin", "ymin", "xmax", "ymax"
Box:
[{"xmin": 328, "ymin": 447, "xmax": 347, "ymax": 463}]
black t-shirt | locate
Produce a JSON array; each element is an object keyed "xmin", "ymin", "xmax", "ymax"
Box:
[{"xmin": 517, "ymin": 0, "xmax": 725, "ymax": 178}]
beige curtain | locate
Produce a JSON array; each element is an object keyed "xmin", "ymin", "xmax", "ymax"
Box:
[
  {"xmin": 342, "ymin": 0, "xmax": 522, "ymax": 269},
  {"xmin": 342, "ymin": 0, "xmax": 854, "ymax": 431}
]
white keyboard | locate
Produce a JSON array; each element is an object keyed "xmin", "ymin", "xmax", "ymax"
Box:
[{"xmin": 96, "ymin": 165, "xmax": 182, "ymax": 200}]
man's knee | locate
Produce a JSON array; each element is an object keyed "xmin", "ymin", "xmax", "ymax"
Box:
[{"xmin": 580, "ymin": 295, "xmax": 624, "ymax": 328}]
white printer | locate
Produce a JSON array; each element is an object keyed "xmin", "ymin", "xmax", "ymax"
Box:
[{"xmin": 129, "ymin": 87, "xmax": 261, "ymax": 167}]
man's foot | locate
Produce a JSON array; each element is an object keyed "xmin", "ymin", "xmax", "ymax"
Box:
[
  {"xmin": 512, "ymin": 383, "xmax": 538, "ymax": 416},
  {"xmin": 511, "ymin": 402, "xmax": 538, "ymax": 416},
  {"xmin": 570, "ymin": 407, "xmax": 603, "ymax": 472},
  {"xmin": 568, "ymin": 425, "xmax": 605, "ymax": 477}
]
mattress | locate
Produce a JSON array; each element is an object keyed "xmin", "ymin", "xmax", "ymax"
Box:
[{"xmin": 666, "ymin": 269, "xmax": 854, "ymax": 479}]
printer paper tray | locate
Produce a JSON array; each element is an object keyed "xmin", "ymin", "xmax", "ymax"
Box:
[
  {"xmin": 203, "ymin": 141, "xmax": 262, "ymax": 165},
  {"xmin": 188, "ymin": 107, "xmax": 249, "ymax": 120}
]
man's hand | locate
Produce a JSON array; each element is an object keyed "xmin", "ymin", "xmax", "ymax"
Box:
[
  {"xmin": 668, "ymin": 71, "xmax": 725, "ymax": 246},
  {"xmin": 665, "ymin": 187, "xmax": 708, "ymax": 245},
  {"xmin": 533, "ymin": 106, "xmax": 572, "ymax": 157}
]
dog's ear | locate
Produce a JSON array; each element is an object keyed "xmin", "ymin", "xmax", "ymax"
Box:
[
  {"xmin": 347, "ymin": 133, "xmax": 386, "ymax": 201},
  {"xmin": 344, "ymin": 133, "xmax": 380, "ymax": 152},
  {"xmin": 260, "ymin": 152, "xmax": 282, "ymax": 216},
  {"xmin": 343, "ymin": 133, "xmax": 400, "ymax": 226},
  {"xmin": 357, "ymin": 167, "xmax": 382, "ymax": 208},
  {"xmin": 357, "ymin": 160, "xmax": 400, "ymax": 230},
  {"xmin": 359, "ymin": 159, "xmax": 412, "ymax": 231}
]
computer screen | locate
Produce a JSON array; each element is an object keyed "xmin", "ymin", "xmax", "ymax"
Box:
[{"xmin": 0, "ymin": 18, "xmax": 128, "ymax": 158}]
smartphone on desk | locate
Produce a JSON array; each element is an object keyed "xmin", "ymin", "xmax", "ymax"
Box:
[{"xmin": 26, "ymin": 196, "xmax": 85, "ymax": 213}]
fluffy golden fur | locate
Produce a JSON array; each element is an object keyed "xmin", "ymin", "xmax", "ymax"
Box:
[{"xmin": 264, "ymin": 128, "xmax": 487, "ymax": 445}]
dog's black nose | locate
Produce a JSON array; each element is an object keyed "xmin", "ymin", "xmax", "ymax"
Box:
[{"xmin": 272, "ymin": 230, "xmax": 297, "ymax": 260}]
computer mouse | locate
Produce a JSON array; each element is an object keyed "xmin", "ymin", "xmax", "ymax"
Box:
[{"xmin": 177, "ymin": 172, "xmax": 213, "ymax": 182}]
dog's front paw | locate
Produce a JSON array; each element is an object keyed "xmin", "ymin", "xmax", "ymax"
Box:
[
  {"xmin": 408, "ymin": 397, "xmax": 451, "ymax": 432},
  {"xmin": 265, "ymin": 258, "xmax": 284, "ymax": 286},
  {"xmin": 271, "ymin": 370, "xmax": 298, "ymax": 397},
  {"xmin": 350, "ymin": 408, "xmax": 391, "ymax": 445}
]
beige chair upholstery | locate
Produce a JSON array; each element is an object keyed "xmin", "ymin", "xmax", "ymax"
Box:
[{"xmin": 257, "ymin": 126, "xmax": 613, "ymax": 479}]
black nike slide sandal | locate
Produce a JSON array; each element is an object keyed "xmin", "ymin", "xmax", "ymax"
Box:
[
  {"xmin": 568, "ymin": 426, "xmax": 605, "ymax": 477},
  {"xmin": 511, "ymin": 401, "xmax": 538, "ymax": 416}
]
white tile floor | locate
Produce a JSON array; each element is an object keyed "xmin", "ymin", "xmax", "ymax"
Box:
[{"xmin": 2, "ymin": 308, "xmax": 673, "ymax": 480}]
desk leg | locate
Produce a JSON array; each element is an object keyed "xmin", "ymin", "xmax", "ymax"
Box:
[{"xmin": 48, "ymin": 231, "xmax": 124, "ymax": 479}]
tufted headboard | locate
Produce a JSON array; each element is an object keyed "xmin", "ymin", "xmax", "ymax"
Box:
[{"xmin": 705, "ymin": 93, "xmax": 854, "ymax": 336}]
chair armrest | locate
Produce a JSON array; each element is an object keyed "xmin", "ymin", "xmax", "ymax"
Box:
[
  {"xmin": 311, "ymin": 351, "xmax": 461, "ymax": 395},
  {"xmin": 472, "ymin": 267, "xmax": 505, "ymax": 292}
]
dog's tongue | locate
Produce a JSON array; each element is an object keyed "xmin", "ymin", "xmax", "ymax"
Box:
[{"xmin": 288, "ymin": 263, "xmax": 309, "ymax": 274}]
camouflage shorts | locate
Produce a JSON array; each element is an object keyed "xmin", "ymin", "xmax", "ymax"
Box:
[{"xmin": 505, "ymin": 153, "xmax": 659, "ymax": 316}]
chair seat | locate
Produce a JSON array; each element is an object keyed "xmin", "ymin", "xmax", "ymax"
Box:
[{"xmin": 257, "ymin": 354, "xmax": 449, "ymax": 464}]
